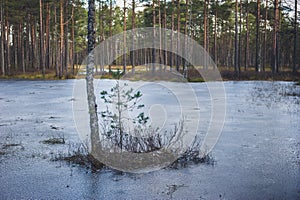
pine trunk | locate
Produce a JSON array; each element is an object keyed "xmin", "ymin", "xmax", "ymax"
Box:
[
  {"xmin": 163, "ymin": 0, "xmax": 167, "ymax": 69},
  {"xmin": 170, "ymin": 0, "xmax": 174, "ymax": 70},
  {"xmin": 255, "ymin": 0, "xmax": 261, "ymax": 72},
  {"xmin": 234, "ymin": 0, "xmax": 239, "ymax": 72},
  {"xmin": 158, "ymin": 0, "xmax": 162, "ymax": 71},
  {"xmin": 263, "ymin": 0, "xmax": 268, "ymax": 72},
  {"xmin": 54, "ymin": 5, "xmax": 59, "ymax": 77},
  {"xmin": 109, "ymin": 0, "xmax": 112, "ymax": 73},
  {"xmin": 176, "ymin": 0, "xmax": 180, "ymax": 71},
  {"xmin": 245, "ymin": 0, "xmax": 249, "ymax": 71},
  {"xmin": 60, "ymin": 0, "xmax": 64, "ymax": 78},
  {"xmin": 1, "ymin": 1, "xmax": 4, "ymax": 76},
  {"xmin": 123, "ymin": 0, "xmax": 126, "ymax": 73},
  {"xmin": 40, "ymin": 0, "xmax": 45, "ymax": 78},
  {"xmin": 152, "ymin": 0, "xmax": 156, "ymax": 72},
  {"xmin": 273, "ymin": 0, "xmax": 279, "ymax": 73},
  {"xmin": 64, "ymin": 0, "xmax": 69, "ymax": 78},
  {"xmin": 214, "ymin": 0, "xmax": 218, "ymax": 69},
  {"xmin": 71, "ymin": 4, "xmax": 75, "ymax": 75},
  {"xmin": 293, "ymin": 0, "xmax": 298, "ymax": 72},
  {"xmin": 45, "ymin": 2, "xmax": 50, "ymax": 69}
]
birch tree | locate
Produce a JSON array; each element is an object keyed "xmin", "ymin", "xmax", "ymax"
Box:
[{"xmin": 87, "ymin": 0, "xmax": 100, "ymax": 155}]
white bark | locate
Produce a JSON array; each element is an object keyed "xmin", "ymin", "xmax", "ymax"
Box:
[{"xmin": 87, "ymin": 0, "xmax": 100, "ymax": 154}]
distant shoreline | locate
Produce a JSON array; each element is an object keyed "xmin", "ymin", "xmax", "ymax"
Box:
[{"xmin": 1, "ymin": 69, "xmax": 300, "ymax": 83}]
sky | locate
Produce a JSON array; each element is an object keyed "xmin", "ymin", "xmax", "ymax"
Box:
[
  {"xmin": 115, "ymin": 0, "xmax": 145, "ymax": 11},
  {"xmin": 86, "ymin": 0, "xmax": 299, "ymax": 19}
]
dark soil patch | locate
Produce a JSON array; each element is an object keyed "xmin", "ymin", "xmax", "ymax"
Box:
[
  {"xmin": 42, "ymin": 137, "xmax": 65, "ymax": 145},
  {"xmin": 2, "ymin": 143, "xmax": 22, "ymax": 149},
  {"xmin": 170, "ymin": 151, "xmax": 215, "ymax": 169}
]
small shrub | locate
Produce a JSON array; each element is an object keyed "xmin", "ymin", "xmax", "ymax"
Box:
[{"xmin": 97, "ymin": 79, "xmax": 211, "ymax": 169}]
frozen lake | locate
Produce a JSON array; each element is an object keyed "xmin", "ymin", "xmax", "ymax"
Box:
[{"xmin": 0, "ymin": 80, "xmax": 299, "ymax": 199}]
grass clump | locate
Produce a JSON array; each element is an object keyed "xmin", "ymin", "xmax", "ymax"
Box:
[
  {"xmin": 51, "ymin": 143, "xmax": 104, "ymax": 172},
  {"xmin": 170, "ymin": 149, "xmax": 215, "ymax": 169}
]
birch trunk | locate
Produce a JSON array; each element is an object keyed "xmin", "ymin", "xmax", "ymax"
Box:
[{"xmin": 87, "ymin": 0, "xmax": 100, "ymax": 154}]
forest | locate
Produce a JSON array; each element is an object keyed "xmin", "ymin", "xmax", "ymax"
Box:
[{"xmin": 0, "ymin": 0, "xmax": 299, "ymax": 79}]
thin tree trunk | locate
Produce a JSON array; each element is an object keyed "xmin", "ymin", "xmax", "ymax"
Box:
[
  {"xmin": 255, "ymin": 0, "xmax": 261, "ymax": 72},
  {"xmin": 273, "ymin": 0, "xmax": 279, "ymax": 73},
  {"xmin": 214, "ymin": 0, "xmax": 218, "ymax": 69},
  {"xmin": 278, "ymin": 3, "xmax": 281, "ymax": 72},
  {"xmin": 45, "ymin": 2, "xmax": 50, "ymax": 69},
  {"xmin": 13, "ymin": 27, "xmax": 17, "ymax": 70},
  {"xmin": 71, "ymin": 3, "xmax": 75, "ymax": 75},
  {"xmin": 98, "ymin": 0, "xmax": 104, "ymax": 72},
  {"xmin": 54, "ymin": 5, "xmax": 59, "ymax": 77},
  {"xmin": 60, "ymin": 0, "xmax": 64, "ymax": 78},
  {"xmin": 238, "ymin": 0, "xmax": 242, "ymax": 71},
  {"xmin": 158, "ymin": 0, "xmax": 162, "ymax": 71},
  {"xmin": 1, "ymin": 1, "xmax": 5, "ymax": 76},
  {"xmin": 40, "ymin": 0, "xmax": 45, "ymax": 78},
  {"xmin": 6, "ymin": 20, "xmax": 10, "ymax": 73},
  {"xmin": 245, "ymin": 0, "xmax": 249, "ymax": 71},
  {"xmin": 123, "ymin": 0, "xmax": 126, "ymax": 73},
  {"xmin": 183, "ymin": 0, "xmax": 189, "ymax": 75},
  {"xmin": 163, "ymin": 0, "xmax": 167, "ymax": 69},
  {"xmin": 170, "ymin": 0, "xmax": 174, "ymax": 70},
  {"xmin": 234, "ymin": 0, "xmax": 239, "ymax": 72},
  {"xmin": 109, "ymin": 0, "xmax": 112, "ymax": 73},
  {"xmin": 31, "ymin": 17, "xmax": 37, "ymax": 70},
  {"xmin": 263, "ymin": 0, "xmax": 268, "ymax": 72},
  {"xmin": 20, "ymin": 24, "xmax": 25, "ymax": 73},
  {"xmin": 187, "ymin": 0, "xmax": 193, "ymax": 75},
  {"xmin": 203, "ymin": 0, "xmax": 208, "ymax": 69},
  {"xmin": 293, "ymin": 0, "xmax": 298, "ymax": 72},
  {"xmin": 64, "ymin": 0, "xmax": 69, "ymax": 78},
  {"xmin": 176, "ymin": 0, "xmax": 180, "ymax": 71},
  {"xmin": 152, "ymin": 0, "xmax": 156, "ymax": 72},
  {"xmin": 87, "ymin": 0, "xmax": 100, "ymax": 155},
  {"xmin": 207, "ymin": 0, "xmax": 210, "ymax": 56},
  {"xmin": 204, "ymin": 0, "xmax": 207, "ymax": 51},
  {"xmin": 26, "ymin": 14, "xmax": 30, "ymax": 71},
  {"xmin": 131, "ymin": 0, "xmax": 135, "ymax": 73}
]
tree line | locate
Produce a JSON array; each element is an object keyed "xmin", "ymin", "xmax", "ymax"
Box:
[{"xmin": 0, "ymin": 0, "xmax": 299, "ymax": 78}]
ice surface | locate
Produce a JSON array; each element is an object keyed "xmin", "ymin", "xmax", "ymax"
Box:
[{"xmin": 0, "ymin": 80, "xmax": 299, "ymax": 199}]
